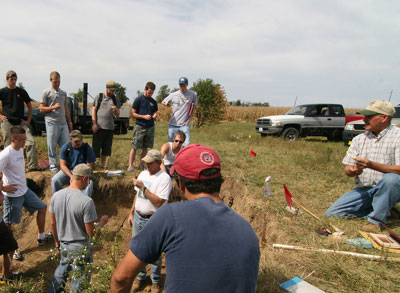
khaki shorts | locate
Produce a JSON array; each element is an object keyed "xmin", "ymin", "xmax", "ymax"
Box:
[{"xmin": 131, "ymin": 125, "xmax": 154, "ymax": 149}]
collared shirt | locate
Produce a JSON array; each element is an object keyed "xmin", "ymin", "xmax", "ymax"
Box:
[{"xmin": 343, "ymin": 125, "xmax": 400, "ymax": 187}]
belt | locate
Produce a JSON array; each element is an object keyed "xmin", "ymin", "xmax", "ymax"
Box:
[{"xmin": 136, "ymin": 210, "xmax": 153, "ymax": 219}]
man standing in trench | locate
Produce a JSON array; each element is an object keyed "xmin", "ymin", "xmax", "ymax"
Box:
[{"xmin": 111, "ymin": 144, "xmax": 260, "ymax": 292}]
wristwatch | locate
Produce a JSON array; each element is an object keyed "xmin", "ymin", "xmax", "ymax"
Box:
[{"xmin": 142, "ymin": 186, "xmax": 147, "ymax": 193}]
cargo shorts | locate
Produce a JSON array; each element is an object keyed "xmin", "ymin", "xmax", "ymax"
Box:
[{"xmin": 131, "ymin": 125, "xmax": 155, "ymax": 150}]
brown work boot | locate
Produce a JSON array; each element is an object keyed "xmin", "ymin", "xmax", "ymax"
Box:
[
  {"xmin": 361, "ymin": 223, "xmax": 383, "ymax": 233},
  {"xmin": 151, "ymin": 282, "xmax": 162, "ymax": 293},
  {"xmin": 131, "ymin": 279, "xmax": 145, "ymax": 292}
]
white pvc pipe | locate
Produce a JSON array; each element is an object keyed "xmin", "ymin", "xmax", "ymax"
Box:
[{"xmin": 272, "ymin": 243, "xmax": 400, "ymax": 262}]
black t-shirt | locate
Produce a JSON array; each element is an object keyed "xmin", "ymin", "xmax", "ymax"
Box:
[
  {"xmin": 132, "ymin": 95, "xmax": 158, "ymax": 128},
  {"xmin": 0, "ymin": 87, "xmax": 31, "ymax": 125}
]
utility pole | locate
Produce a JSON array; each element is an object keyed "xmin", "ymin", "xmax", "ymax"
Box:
[{"xmin": 389, "ymin": 90, "xmax": 393, "ymax": 102}]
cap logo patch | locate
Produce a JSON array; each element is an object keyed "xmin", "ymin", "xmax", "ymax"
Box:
[{"xmin": 200, "ymin": 152, "xmax": 214, "ymax": 165}]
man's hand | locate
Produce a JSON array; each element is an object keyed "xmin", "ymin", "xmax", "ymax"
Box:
[
  {"xmin": 0, "ymin": 115, "xmax": 8, "ymax": 122},
  {"xmin": 182, "ymin": 119, "xmax": 190, "ymax": 125},
  {"xmin": 2, "ymin": 184, "xmax": 18, "ymax": 193},
  {"xmin": 152, "ymin": 113, "xmax": 157, "ymax": 120},
  {"xmin": 346, "ymin": 165, "xmax": 363, "ymax": 177},
  {"xmin": 143, "ymin": 114, "xmax": 151, "ymax": 121},
  {"xmin": 353, "ymin": 157, "xmax": 372, "ymax": 169},
  {"xmin": 133, "ymin": 178, "xmax": 144, "ymax": 190},
  {"xmin": 53, "ymin": 103, "xmax": 61, "ymax": 110},
  {"xmin": 20, "ymin": 120, "xmax": 29, "ymax": 126},
  {"xmin": 68, "ymin": 123, "xmax": 73, "ymax": 132},
  {"xmin": 128, "ymin": 212, "xmax": 133, "ymax": 226},
  {"xmin": 92, "ymin": 123, "xmax": 99, "ymax": 133}
]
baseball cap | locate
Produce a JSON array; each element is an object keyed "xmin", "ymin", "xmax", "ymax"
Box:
[
  {"xmin": 70, "ymin": 130, "xmax": 82, "ymax": 141},
  {"xmin": 6, "ymin": 70, "xmax": 17, "ymax": 80},
  {"xmin": 357, "ymin": 99, "xmax": 395, "ymax": 116},
  {"xmin": 142, "ymin": 149, "xmax": 162, "ymax": 163},
  {"xmin": 178, "ymin": 77, "xmax": 188, "ymax": 85},
  {"xmin": 72, "ymin": 164, "xmax": 94, "ymax": 178},
  {"xmin": 170, "ymin": 144, "xmax": 221, "ymax": 180},
  {"xmin": 106, "ymin": 80, "xmax": 117, "ymax": 90}
]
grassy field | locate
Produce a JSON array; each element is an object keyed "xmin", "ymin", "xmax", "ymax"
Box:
[{"xmin": 1, "ymin": 108, "xmax": 398, "ymax": 292}]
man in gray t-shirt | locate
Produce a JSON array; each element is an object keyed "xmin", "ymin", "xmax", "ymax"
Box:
[
  {"xmin": 162, "ymin": 77, "xmax": 197, "ymax": 147},
  {"xmin": 40, "ymin": 71, "xmax": 73, "ymax": 173},
  {"xmin": 91, "ymin": 80, "xmax": 121, "ymax": 168},
  {"xmin": 48, "ymin": 164, "xmax": 108, "ymax": 292}
]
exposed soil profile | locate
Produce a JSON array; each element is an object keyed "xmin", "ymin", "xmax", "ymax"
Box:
[{"xmin": 9, "ymin": 172, "xmax": 270, "ymax": 292}]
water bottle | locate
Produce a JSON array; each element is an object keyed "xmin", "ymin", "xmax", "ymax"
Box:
[{"xmin": 264, "ymin": 176, "xmax": 272, "ymax": 197}]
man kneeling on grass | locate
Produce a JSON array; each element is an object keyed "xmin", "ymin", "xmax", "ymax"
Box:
[
  {"xmin": 325, "ymin": 99, "xmax": 400, "ymax": 232},
  {"xmin": 111, "ymin": 144, "xmax": 260, "ymax": 293},
  {"xmin": 48, "ymin": 164, "xmax": 108, "ymax": 292}
]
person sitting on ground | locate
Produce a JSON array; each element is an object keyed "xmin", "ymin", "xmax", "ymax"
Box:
[
  {"xmin": 0, "ymin": 126, "xmax": 52, "ymax": 262},
  {"xmin": 51, "ymin": 130, "xmax": 96, "ymax": 197},
  {"xmin": 111, "ymin": 144, "xmax": 260, "ymax": 293},
  {"xmin": 160, "ymin": 130, "xmax": 186, "ymax": 175},
  {"xmin": 325, "ymin": 99, "xmax": 400, "ymax": 232},
  {"xmin": 0, "ymin": 185, "xmax": 20, "ymax": 282},
  {"xmin": 48, "ymin": 164, "xmax": 108, "ymax": 292}
]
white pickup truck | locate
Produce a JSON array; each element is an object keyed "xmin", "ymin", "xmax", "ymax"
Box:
[{"xmin": 255, "ymin": 104, "xmax": 362, "ymax": 141}]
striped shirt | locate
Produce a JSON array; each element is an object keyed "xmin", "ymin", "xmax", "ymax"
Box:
[{"xmin": 343, "ymin": 125, "xmax": 400, "ymax": 187}]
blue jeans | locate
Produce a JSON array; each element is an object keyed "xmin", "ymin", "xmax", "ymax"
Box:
[
  {"xmin": 48, "ymin": 242, "xmax": 92, "ymax": 293},
  {"xmin": 325, "ymin": 173, "xmax": 400, "ymax": 225},
  {"xmin": 51, "ymin": 171, "xmax": 93, "ymax": 197},
  {"xmin": 168, "ymin": 125, "xmax": 190, "ymax": 147},
  {"xmin": 45, "ymin": 122, "xmax": 70, "ymax": 168},
  {"xmin": 132, "ymin": 211, "xmax": 161, "ymax": 284}
]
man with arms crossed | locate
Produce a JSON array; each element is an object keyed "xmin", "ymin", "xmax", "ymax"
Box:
[
  {"xmin": 40, "ymin": 71, "xmax": 73, "ymax": 173},
  {"xmin": 51, "ymin": 130, "xmax": 96, "ymax": 196},
  {"xmin": 111, "ymin": 144, "xmax": 260, "ymax": 293},
  {"xmin": 127, "ymin": 149, "xmax": 171, "ymax": 292},
  {"xmin": 162, "ymin": 77, "xmax": 197, "ymax": 147},
  {"xmin": 0, "ymin": 70, "xmax": 42, "ymax": 171},
  {"xmin": 91, "ymin": 80, "xmax": 121, "ymax": 169},
  {"xmin": 0, "ymin": 127, "xmax": 51, "ymax": 262},
  {"xmin": 326, "ymin": 99, "xmax": 400, "ymax": 232},
  {"xmin": 128, "ymin": 82, "xmax": 158, "ymax": 172},
  {"xmin": 48, "ymin": 164, "xmax": 108, "ymax": 292}
]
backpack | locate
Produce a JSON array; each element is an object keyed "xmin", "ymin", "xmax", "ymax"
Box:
[
  {"xmin": 96, "ymin": 93, "xmax": 117, "ymax": 115},
  {"xmin": 66, "ymin": 142, "xmax": 89, "ymax": 168}
]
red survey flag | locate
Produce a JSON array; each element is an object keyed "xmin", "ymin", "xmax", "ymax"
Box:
[
  {"xmin": 250, "ymin": 149, "xmax": 257, "ymax": 157},
  {"xmin": 283, "ymin": 184, "xmax": 293, "ymax": 208}
]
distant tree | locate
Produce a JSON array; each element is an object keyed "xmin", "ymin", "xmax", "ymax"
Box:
[
  {"xmin": 171, "ymin": 87, "xmax": 179, "ymax": 93},
  {"xmin": 70, "ymin": 88, "xmax": 83, "ymax": 102},
  {"xmin": 156, "ymin": 84, "xmax": 170, "ymax": 103},
  {"xmin": 114, "ymin": 83, "xmax": 129, "ymax": 104},
  {"xmin": 17, "ymin": 82, "xmax": 25, "ymax": 89},
  {"xmin": 190, "ymin": 78, "xmax": 227, "ymax": 127},
  {"xmin": 235, "ymin": 99, "xmax": 241, "ymax": 106}
]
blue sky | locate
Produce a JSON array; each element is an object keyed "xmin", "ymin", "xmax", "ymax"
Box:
[{"xmin": 1, "ymin": 0, "xmax": 399, "ymax": 107}]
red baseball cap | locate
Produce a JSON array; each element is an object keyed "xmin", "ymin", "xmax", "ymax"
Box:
[{"xmin": 170, "ymin": 144, "xmax": 221, "ymax": 180}]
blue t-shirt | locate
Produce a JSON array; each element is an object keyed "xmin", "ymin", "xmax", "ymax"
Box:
[
  {"xmin": 130, "ymin": 197, "xmax": 260, "ymax": 293},
  {"xmin": 59, "ymin": 142, "xmax": 96, "ymax": 170},
  {"xmin": 132, "ymin": 95, "xmax": 158, "ymax": 128}
]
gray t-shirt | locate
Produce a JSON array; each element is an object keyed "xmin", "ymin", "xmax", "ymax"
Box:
[
  {"xmin": 93, "ymin": 94, "xmax": 121, "ymax": 130},
  {"xmin": 41, "ymin": 87, "xmax": 68, "ymax": 124},
  {"xmin": 49, "ymin": 188, "xmax": 97, "ymax": 243},
  {"xmin": 163, "ymin": 89, "xmax": 197, "ymax": 126}
]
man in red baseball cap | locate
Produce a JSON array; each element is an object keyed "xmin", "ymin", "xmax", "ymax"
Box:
[{"xmin": 111, "ymin": 144, "xmax": 260, "ymax": 293}]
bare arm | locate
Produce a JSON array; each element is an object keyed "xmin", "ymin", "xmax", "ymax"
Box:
[
  {"xmin": 160, "ymin": 143, "xmax": 170, "ymax": 173},
  {"xmin": 40, "ymin": 103, "xmax": 61, "ymax": 113},
  {"xmin": 91, "ymin": 105, "xmax": 99, "ymax": 133},
  {"xmin": 85, "ymin": 215, "xmax": 108, "ymax": 238},
  {"xmin": 128, "ymin": 194, "xmax": 137, "ymax": 226},
  {"xmin": 60, "ymin": 159, "xmax": 72, "ymax": 178},
  {"xmin": 50, "ymin": 213, "xmax": 60, "ymax": 248},
  {"xmin": 64, "ymin": 102, "xmax": 73, "ymax": 132},
  {"xmin": 131, "ymin": 108, "xmax": 151, "ymax": 121},
  {"xmin": 23, "ymin": 102, "xmax": 33, "ymax": 125},
  {"xmin": 112, "ymin": 105, "xmax": 120, "ymax": 118},
  {"xmin": 111, "ymin": 249, "xmax": 146, "ymax": 293},
  {"xmin": 133, "ymin": 179, "xmax": 166, "ymax": 208},
  {"xmin": 353, "ymin": 157, "xmax": 400, "ymax": 175}
]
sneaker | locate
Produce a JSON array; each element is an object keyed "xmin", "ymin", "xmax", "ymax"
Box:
[
  {"xmin": 37, "ymin": 232, "xmax": 53, "ymax": 246},
  {"xmin": 131, "ymin": 279, "xmax": 145, "ymax": 292},
  {"xmin": 127, "ymin": 166, "xmax": 134, "ymax": 172},
  {"xmin": 151, "ymin": 282, "xmax": 162, "ymax": 293},
  {"xmin": 361, "ymin": 223, "xmax": 383, "ymax": 233},
  {"xmin": 13, "ymin": 249, "xmax": 24, "ymax": 261},
  {"xmin": 50, "ymin": 166, "xmax": 59, "ymax": 173}
]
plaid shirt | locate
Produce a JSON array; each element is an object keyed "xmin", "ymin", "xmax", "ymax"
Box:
[{"xmin": 343, "ymin": 125, "xmax": 400, "ymax": 187}]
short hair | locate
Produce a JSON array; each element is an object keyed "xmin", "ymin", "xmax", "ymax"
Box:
[
  {"xmin": 10, "ymin": 126, "xmax": 26, "ymax": 139},
  {"xmin": 174, "ymin": 130, "xmax": 186, "ymax": 141},
  {"xmin": 50, "ymin": 71, "xmax": 60, "ymax": 80},
  {"xmin": 175, "ymin": 168, "xmax": 224, "ymax": 194},
  {"xmin": 6, "ymin": 70, "xmax": 17, "ymax": 80},
  {"xmin": 145, "ymin": 82, "xmax": 156, "ymax": 91}
]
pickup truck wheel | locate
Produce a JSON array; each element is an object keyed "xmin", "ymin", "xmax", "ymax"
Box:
[{"xmin": 282, "ymin": 127, "xmax": 299, "ymax": 141}]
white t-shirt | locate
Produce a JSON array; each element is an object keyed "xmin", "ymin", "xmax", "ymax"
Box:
[
  {"xmin": 134, "ymin": 169, "xmax": 172, "ymax": 215},
  {"xmin": 0, "ymin": 145, "xmax": 27, "ymax": 197}
]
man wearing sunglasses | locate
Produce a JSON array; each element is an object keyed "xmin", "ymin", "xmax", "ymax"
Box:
[
  {"xmin": 161, "ymin": 77, "xmax": 197, "ymax": 147},
  {"xmin": 325, "ymin": 99, "xmax": 400, "ymax": 232},
  {"xmin": 160, "ymin": 130, "xmax": 186, "ymax": 175},
  {"xmin": 51, "ymin": 130, "xmax": 96, "ymax": 197}
]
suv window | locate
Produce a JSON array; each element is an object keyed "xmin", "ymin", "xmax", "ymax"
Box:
[{"xmin": 330, "ymin": 105, "xmax": 344, "ymax": 117}]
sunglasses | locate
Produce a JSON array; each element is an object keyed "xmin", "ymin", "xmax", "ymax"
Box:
[{"xmin": 174, "ymin": 140, "xmax": 184, "ymax": 144}]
